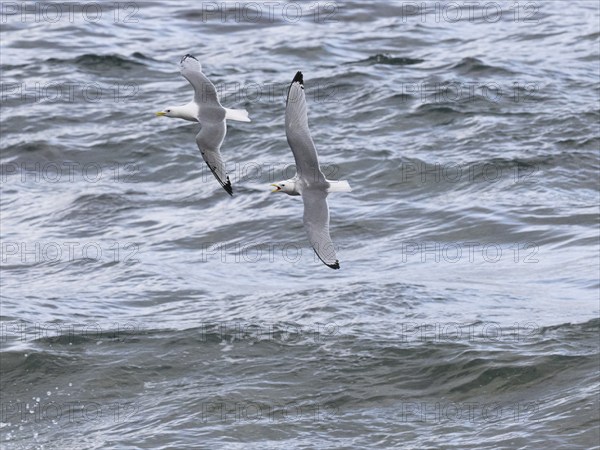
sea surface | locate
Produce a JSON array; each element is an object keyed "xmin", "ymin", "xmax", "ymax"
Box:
[{"xmin": 1, "ymin": 1, "xmax": 599, "ymax": 449}]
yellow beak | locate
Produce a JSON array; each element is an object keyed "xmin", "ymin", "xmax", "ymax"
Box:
[
  {"xmin": 155, "ymin": 111, "xmax": 166, "ymax": 116},
  {"xmin": 270, "ymin": 184, "xmax": 281, "ymax": 193}
]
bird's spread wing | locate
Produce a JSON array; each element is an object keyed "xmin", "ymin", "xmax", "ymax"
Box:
[
  {"xmin": 181, "ymin": 55, "xmax": 231, "ymax": 195},
  {"xmin": 180, "ymin": 54, "xmax": 226, "ymax": 122},
  {"xmin": 285, "ymin": 71, "xmax": 326, "ymax": 185},
  {"xmin": 302, "ymin": 188, "xmax": 339, "ymax": 269},
  {"xmin": 196, "ymin": 121, "xmax": 232, "ymax": 196}
]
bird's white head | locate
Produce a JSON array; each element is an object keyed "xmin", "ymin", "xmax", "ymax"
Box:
[
  {"xmin": 270, "ymin": 180, "xmax": 297, "ymax": 195},
  {"xmin": 155, "ymin": 106, "xmax": 179, "ymax": 118},
  {"xmin": 156, "ymin": 104, "xmax": 198, "ymax": 122}
]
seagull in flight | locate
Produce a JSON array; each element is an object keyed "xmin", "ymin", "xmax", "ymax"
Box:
[
  {"xmin": 271, "ymin": 71, "xmax": 352, "ymax": 269},
  {"xmin": 156, "ymin": 54, "xmax": 250, "ymax": 196}
]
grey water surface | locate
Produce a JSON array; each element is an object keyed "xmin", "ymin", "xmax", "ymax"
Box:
[{"xmin": 1, "ymin": 1, "xmax": 599, "ymax": 449}]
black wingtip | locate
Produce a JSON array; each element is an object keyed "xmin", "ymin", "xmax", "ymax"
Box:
[
  {"xmin": 327, "ymin": 260, "xmax": 340, "ymax": 270},
  {"xmin": 312, "ymin": 248, "xmax": 340, "ymax": 270},
  {"xmin": 286, "ymin": 71, "xmax": 304, "ymax": 105},
  {"xmin": 205, "ymin": 162, "xmax": 233, "ymax": 196},
  {"xmin": 292, "ymin": 71, "xmax": 304, "ymax": 85},
  {"xmin": 181, "ymin": 54, "xmax": 198, "ymax": 63},
  {"xmin": 223, "ymin": 179, "xmax": 233, "ymax": 196}
]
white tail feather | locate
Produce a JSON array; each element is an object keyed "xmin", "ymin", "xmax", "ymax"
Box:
[
  {"xmin": 225, "ymin": 108, "xmax": 251, "ymax": 122},
  {"xmin": 326, "ymin": 180, "xmax": 352, "ymax": 193}
]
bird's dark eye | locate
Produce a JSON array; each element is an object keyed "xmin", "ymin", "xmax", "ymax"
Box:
[
  {"xmin": 167, "ymin": 109, "xmax": 171, "ymax": 112},
  {"xmin": 282, "ymin": 184, "xmax": 285, "ymax": 186}
]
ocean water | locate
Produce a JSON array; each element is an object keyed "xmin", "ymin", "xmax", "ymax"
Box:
[{"xmin": 1, "ymin": 1, "xmax": 599, "ymax": 448}]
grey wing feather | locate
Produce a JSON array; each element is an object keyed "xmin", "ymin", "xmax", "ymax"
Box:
[
  {"xmin": 180, "ymin": 54, "xmax": 226, "ymax": 121},
  {"xmin": 195, "ymin": 121, "xmax": 232, "ymax": 196},
  {"xmin": 302, "ymin": 189, "xmax": 339, "ymax": 269},
  {"xmin": 285, "ymin": 76, "xmax": 326, "ymax": 185}
]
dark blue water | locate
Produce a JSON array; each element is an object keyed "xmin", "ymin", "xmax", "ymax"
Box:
[{"xmin": 1, "ymin": 1, "xmax": 599, "ymax": 448}]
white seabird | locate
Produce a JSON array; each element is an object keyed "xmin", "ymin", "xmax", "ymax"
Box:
[
  {"xmin": 156, "ymin": 54, "xmax": 250, "ymax": 196},
  {"xmin": 271, "ymin": 71, "xmax": 352, "ymax": 270}
]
